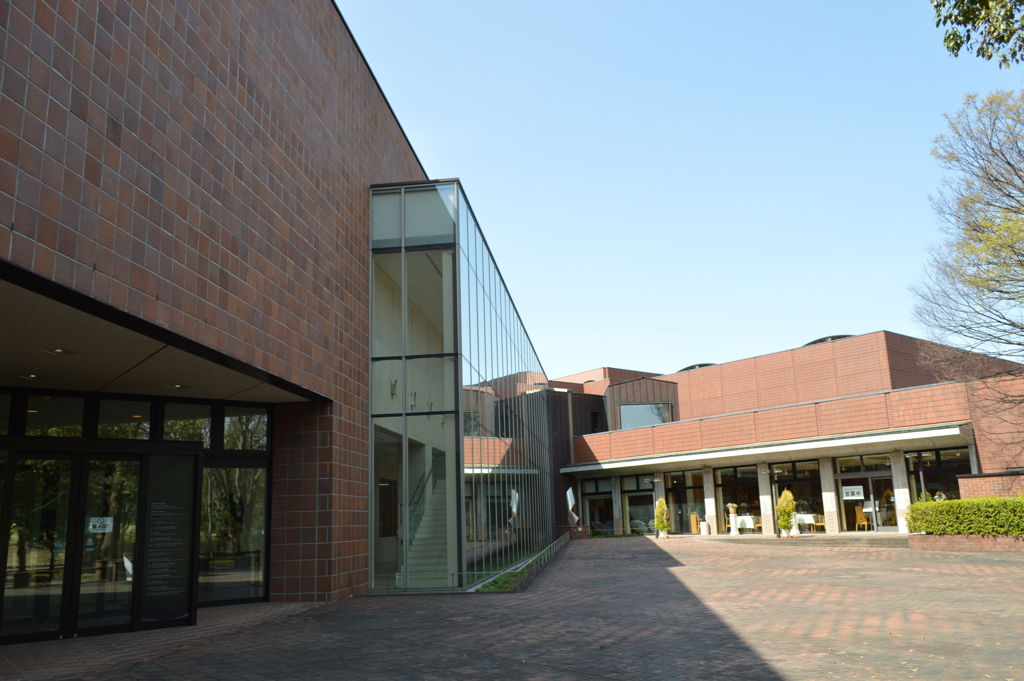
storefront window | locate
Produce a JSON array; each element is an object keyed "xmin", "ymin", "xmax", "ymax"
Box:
[
  {"xmin": 774, "ymin": 461, "xmax": 824, "ymax": 532},
  {"xmin": 906, "ymin": 448, "xmax": 971, "ymax": 501},
  {"xmin": 715, "ymin": 466, "xmax": 761, "ymax": 533},
  {"xmin": 582, "ymin": 478, "xmax": 614, "ymax": 535},
  {"xmin": 667, "ymin": 470, "xmax": 705, "ymax": 534}
]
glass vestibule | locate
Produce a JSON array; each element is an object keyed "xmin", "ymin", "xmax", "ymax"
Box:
[
  {"xmin": 371, "ymin": 181, "xmax": 554, "ymax": 591},
  {"xmin": 834, "ymin": 455, "xmax": 897, "ymax": 532}
]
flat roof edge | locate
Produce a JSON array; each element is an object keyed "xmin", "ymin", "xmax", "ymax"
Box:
[{"xmin": 561, "ymin": 423, "xmax": 969, "ymax": 474}]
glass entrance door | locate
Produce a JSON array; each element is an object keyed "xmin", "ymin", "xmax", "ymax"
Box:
[
  {"xmin": 868, "ymin": 478, "xmax": 897, "ymax": 531},
  {"xmin": 839, "ymin": 476, "xmax": 897, "ymax": 532},
  {"xmin": 1, "ymin": 458, "xmax": 73, "ymax": 637},
  {"xmin": 1, "ymin": 455, "xmax": 141, "ymax": 640},
  {"xmin": 75, "ymin": 459, "xmax": 140, "ymax": 631}
]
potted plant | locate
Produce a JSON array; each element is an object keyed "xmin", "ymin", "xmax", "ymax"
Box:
[
  {"xmin": 654, "ymin": 498, "xmax": 671, "ymax": 538},
  {"xmin": 726, "ymin": 502, "xmax": 739, "ymax": 535},
  {"xmin": 776, "ymin": 489, "xmax": 795, "ymax": 538}
]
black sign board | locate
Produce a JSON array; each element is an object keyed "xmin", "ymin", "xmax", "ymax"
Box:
[{"xmin": 141, "ymin": 454, "xmax": 196, "ymax": 625}]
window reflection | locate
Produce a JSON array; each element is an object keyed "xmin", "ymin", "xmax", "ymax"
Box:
[
  {"xmin": 619, "ymin": 403, "xmax": 672, "ymax": 429},
  {"xmin": 199, "ymin": 467, "xmax": 266, "ymax": 602},
  {"xmin": 25, "ymin": 395, "xmax": 84, "ymax": 437},
  {"xmin": 0, "ymin": 393, "xmax": 9, "ymax": 435},
  {"xmin": 404, "ymin": 184, "xmax": 456, "ymax": 247},
  {"xmin": 98, "ymin": 400, "xmax": 151, "ymax": 440},
  {"xmin": 164, "ymin": 403, "xmax": 211, "ymax": 448},
  {"xmin": 906, "ymin": 448, "xmax": 971, "ymax": 501},
  {"xmin": 371, "ymin": 189, "xmax": 401, "ymax": 249},
  {"xmin": 224, "ymin": 406, "xmax": 267, "ymax": 451}
]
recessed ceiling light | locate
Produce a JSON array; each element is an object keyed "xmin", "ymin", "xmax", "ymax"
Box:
[
  {"xmin": 167, "ymin": 384, "xmax": 190, "ymax": 389},
  {"xmin": 43, "ymin": 348, "xmax": 77, "ymax": 356},
  {"xmin": 26, "ymin": 409, "xmax": 38, "ymax": 413},
  {"xmin": 131, "ymin": 414, "xmax": 143, "ymax": 418},
  {"xmin": 19, "ymin": 374, "xmax": 46, "ymax": 380}
]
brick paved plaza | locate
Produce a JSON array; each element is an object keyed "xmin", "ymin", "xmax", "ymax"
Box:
[{"xmin": 2, "ymin": 536, "xmax": 1022, "ymax": 680}]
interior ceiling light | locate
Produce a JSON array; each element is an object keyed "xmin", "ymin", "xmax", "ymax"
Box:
[
  {"xmin": 43, "ymin": 348, "xmax": 77, "ymax": 356},
  {"xmin": 26, "ymin": 409, "xmax": 38, "ymax": 413},
  {"xmin": 167, "ymin": 384, "xmax": 190, "ymax": 389},
  {"xmin": 19, "ymin": 374, "xmax": 46, "ymax": 380},
  {"xmin": 131, "ymin": 414, "xmax": 143, "ymax": 418}
]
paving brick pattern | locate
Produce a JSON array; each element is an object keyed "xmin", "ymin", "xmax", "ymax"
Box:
[{"xmin": 4, "ymin": 536, "xmax": 1022, "ymax": 680}]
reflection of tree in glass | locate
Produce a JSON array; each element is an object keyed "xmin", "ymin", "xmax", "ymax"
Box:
[
  {"xmin": 165, "ymin": 418, "xmax": 211, "ymax": 448},
  {"xmin": 85, "ymin": 461, "xmax": 139, "ymax": 565},
  {"xmin": 97, "ymin": 420, "xmax": 150, "ymax": 440},
  {"xmin": 9, "ymin": 460, "xmax": 71, "ymax": 575},
  {"xmin": 224, "ymin": 414, "xmax": 267, "ymax": 450},
  {"xmin": 25, "ymin": 424, "xmax": 83, "ymax": 437},
  {"xmin": 652, "ymin": 404, "xmax": 671, "ymax": 423},
  {"xmin": 200, "ymin": 468, "xmax": 265, "ymax": 556}
]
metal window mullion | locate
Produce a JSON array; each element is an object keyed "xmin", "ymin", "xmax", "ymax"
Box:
[
  {"xmin": 400, "ymin": 187, "xmax": 409, "ymax": 590},
  {"xmin": 454, "ymin": 185, "xmax": 466, "ymax": 589}
]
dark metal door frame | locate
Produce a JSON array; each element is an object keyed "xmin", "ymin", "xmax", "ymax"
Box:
[{"xmin": 0, "ymin": 438, "xmax": 202, "ymax": 644}]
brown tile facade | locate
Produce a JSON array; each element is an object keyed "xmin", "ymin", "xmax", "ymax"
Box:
[
  {"xmin": 958, "ymin": 472, "xmax": 1024, "ymax": 499},
  {"xmin": 571, "ymin": 334, "xmax": 1024, "ymax": 483},
  {"xmin": 1, "ymin": 0, "xmax": 426, "ymax": 601}
]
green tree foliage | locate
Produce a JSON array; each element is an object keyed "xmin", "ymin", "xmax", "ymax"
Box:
[
  {"xmin": 654, "ymin": 498, "xmax": 671, "ymax": 533},
  {"xmin": 933, "ymin": 0, "xmax": 1024, "ymax": 67},
  {"xmin": 776, "ymin": 489, "xmax": 796, "ymax": 531},
  {"xmin": 915, "ymin": 90, "xmax": 1024, "ymax": 361}
]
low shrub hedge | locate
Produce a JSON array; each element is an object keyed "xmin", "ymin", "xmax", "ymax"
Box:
[{"xmin": 906, "ymin": 497, "xmax": 1024, "ymax": 537}]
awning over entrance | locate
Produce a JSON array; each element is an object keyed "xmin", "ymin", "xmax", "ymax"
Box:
[{"xmin": 561, "ymin": 423, "xmax": 970, "ymax": 476}]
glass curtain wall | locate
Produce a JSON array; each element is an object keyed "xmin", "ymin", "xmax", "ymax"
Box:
[{"xmin": 370, "ymin": 181, "xmax": 552, "ymax": 591}]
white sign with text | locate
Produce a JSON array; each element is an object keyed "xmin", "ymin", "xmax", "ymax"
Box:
[{"xmin": 841, "ymin": 486, "xmax": 865, "ymax": 500}]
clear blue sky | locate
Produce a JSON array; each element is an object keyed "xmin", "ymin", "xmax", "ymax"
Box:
[{"xmin": 334, "ymin": 1, "xmax": 1023, "ymax": 380}]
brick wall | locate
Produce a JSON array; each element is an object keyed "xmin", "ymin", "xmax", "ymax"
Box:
[
  {"xmin": 1, "ymin": 0, "xmax": 426, "ymax": 600},
  {"xmin": 958, "ymin": 472, "xmax": 1024, "ymax": 499},
  {"xmin": 908, "ymin": 534, "xmax": 1024, "ymax": 552},
  {"xmin": 573, "ymin": 381, "xmax": 971, "ymax": 463}
]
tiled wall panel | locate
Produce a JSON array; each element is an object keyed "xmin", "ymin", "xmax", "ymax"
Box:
[{"xmin": 1, "ymin": 0, "xmax": 426, "ymax": 601}]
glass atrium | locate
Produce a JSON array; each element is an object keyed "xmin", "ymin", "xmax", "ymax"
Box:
[{"xmin": 370, "ymin": 181, "xmax": 553, "ymax": 590}]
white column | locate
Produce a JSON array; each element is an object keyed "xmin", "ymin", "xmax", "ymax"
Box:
[
  {"xmin": 702, "ymin": 467, "xmax": 717, "ymax": 535},
  {"xmin": 611, "ymin": 476, "xmax": 623, "ymax": 535},
  {"xmin": 889, "ymin": 450, "xmax": 911, "ymax": 533},
  {"xmin": 756, "ymin": 463, "xmax": 775, "ymax": 535},
  {"xmin": 818, "ymin": 457, "xmax": 840, "ymax": 534}
]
